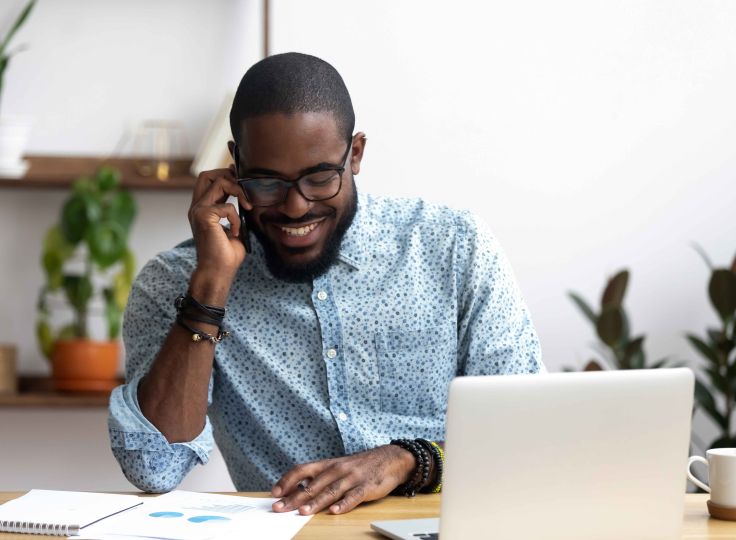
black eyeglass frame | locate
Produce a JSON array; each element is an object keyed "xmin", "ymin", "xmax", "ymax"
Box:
[{"xmin": 233, "ymin": 141, "xmax": 352, "ymax": 208}]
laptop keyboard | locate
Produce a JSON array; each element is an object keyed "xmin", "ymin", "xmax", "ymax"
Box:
[{"xmin": 412, "ymin": 534, "xmax": 438, "ymax": 539}]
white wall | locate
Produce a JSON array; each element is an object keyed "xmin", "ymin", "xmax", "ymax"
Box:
[
  {"xmin": 1, "ymin": 0, "xmax": 734, "ymax": 490},
  {"xmin": 0, "ymin": 0, "xmax": 263, "ymax": 491},
  {"xmin": 270, "ymin": 0, "xmax": 735, "ymax": 449}
]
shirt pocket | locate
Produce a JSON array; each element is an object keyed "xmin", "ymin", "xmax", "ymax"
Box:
[{"xmin": 375, "ymin": 325, "xmax": 458, "ymax": 416}]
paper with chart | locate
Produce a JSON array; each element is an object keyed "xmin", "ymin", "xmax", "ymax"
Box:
[{"xmin": 74, "ymin": 490, "xmax": 313, "ymax": 540}]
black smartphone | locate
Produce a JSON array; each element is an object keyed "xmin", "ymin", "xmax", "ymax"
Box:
[
  {"xmin": 238, "ymin": 203, "xmax": 252, "ymax": 253},
  {"xmin": 232, "ymin": 144, "xmax": 252, "ymax": 254}
]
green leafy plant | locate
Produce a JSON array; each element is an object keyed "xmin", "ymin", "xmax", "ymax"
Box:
[
  {"xmin": 568, "ymin": 270, "xmax": 668, "ymax": 371},
  {"xmin": 36, "ymin": 167, "xmax": 137, "ymax": 359},
  {"xmin": 0, "ymin": 0, "xmax": 36, "ymax": 112},
  {"xmin": 689, "ymin": 248, "xmax": 736, "ymax": 449}
]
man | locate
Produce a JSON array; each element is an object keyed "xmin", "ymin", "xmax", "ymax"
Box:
[{"xmin": 108, "ymin": 52, "xmax": 543, "ymax": 516}]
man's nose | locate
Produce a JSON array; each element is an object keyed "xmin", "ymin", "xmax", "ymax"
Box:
[{"xmin": 279, "ymin": 184, "xmax": 311, "ymax": 219}]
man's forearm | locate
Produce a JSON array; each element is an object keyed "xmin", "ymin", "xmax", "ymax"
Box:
[{"xmin": 137, "ymin": 271, "xmax": 231, "ymax": 443}]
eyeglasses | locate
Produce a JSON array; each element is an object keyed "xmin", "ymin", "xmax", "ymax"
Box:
[{"xmin": 234, "ymin": 142, "xmax": 352, "ymax": 207}]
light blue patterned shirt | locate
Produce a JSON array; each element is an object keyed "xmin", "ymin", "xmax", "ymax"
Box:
[{"xmin": 108, "ymin": 193, "xmax": 543, "ymax": 492}]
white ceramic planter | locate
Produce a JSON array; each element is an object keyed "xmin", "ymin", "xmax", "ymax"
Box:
[{"xmin": 0, "ymin": 116, "xmax": 31, "ymax": 177}]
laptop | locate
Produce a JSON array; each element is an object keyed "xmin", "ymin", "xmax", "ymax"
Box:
[{"xmin": 371, "ymin": 368, "xmax": 694, "ymax": 540}]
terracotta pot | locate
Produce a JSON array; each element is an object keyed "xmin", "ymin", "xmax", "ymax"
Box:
[{"xmin": 51, "ymin": 339, "xmax": 120, "ymax": 392}]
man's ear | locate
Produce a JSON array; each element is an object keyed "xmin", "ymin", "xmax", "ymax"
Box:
[
  {"xmin": 350, "ymin": 132, "xmax": 367, "ymax": 175},
  {"xmin": 228, "ymin": 140, "xmax": 236, "ymax": 157}
]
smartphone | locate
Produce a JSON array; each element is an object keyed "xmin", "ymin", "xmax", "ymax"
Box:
[
  {"xmin": 238, "ymin": 203, "xmax": 252, "ymax": 253},
  {"xmin": 232, "ymin": 144, "xmax": 252, "ymax": 254}
]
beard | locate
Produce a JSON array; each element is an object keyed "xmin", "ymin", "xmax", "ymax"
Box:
[{"xmin": 245, "ymin": 180, "xmax": 358, "ymax": 283}]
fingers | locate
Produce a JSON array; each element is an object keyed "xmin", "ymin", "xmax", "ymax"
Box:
[
  {"xmin": 272, "ymin": 461, "xmax": 324, "ymax": 500},
  {"xmin": 329, "ymin": 484, "xmax": 367, "ymax": 514},
  {"xmin": 273, "ymin": 462, "xmax": 365, "ymax": 515},
  {"xmin": 189, "ymin": 203, "xmax": 241, "ymax": 237},
  {"xmin": 192, "ymin": 168, "xmax": 252, "ymax": 211}
]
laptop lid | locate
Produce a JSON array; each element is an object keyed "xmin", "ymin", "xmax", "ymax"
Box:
[{"xmin": 440, "ymin": 368, "xmax": 693, "ymax": 540}]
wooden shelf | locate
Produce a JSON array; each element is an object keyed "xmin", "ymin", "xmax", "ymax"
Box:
[
  {"xmin": 0, "ymin": 376, "xmax": 122, "ymax": 408},
  {"xmin": 0, "ymin": 155, "xmax": 197, "ymax": 191}
]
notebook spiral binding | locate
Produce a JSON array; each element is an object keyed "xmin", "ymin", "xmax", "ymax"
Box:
[{"xmin": 0, "ymin": 519, "xmax": 80, "ymax": 536}]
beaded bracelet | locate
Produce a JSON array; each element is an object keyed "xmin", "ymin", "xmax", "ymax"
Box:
[
  {"xmin": 390, "ymin": 439, "xmax": 431, "ymax": 497},
  {"xmin": 416, "ymin": 439, "xmax": 444, "ymax": 494},
  {"xmin": 429, "ymin": 441, "xmax": 444, "ymax": 493}
]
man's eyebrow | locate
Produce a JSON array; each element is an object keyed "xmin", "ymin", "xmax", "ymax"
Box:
[{"xmin": 242, "ymin": 160, "xmax": 341, "ymax": 178}]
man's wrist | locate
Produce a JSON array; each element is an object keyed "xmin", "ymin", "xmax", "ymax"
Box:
[
  {"xmin": 389, "ymin": 444, "xmax": 417, "ymax": 485},
  {"xmin": 189, "ymin": 269, "xmax": 234, "ymax": 306}
]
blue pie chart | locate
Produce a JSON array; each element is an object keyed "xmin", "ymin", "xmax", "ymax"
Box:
[
  {"xmin": 188, "ymin": 515, "xmax": 231, "ymax": 523},
  {"xmin": 149, "ymin": 512, "xmax": 184, "ymax": 518}
]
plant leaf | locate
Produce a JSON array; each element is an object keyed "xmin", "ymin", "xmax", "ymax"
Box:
[
  {"xmin": 705, "ymin": 366, "xmax": 728, "ymax": 394},
  {"xmin": 62, "ymin": 274, "xmax": 93, "ymax": 313},
  {"xmin": 709, "ymin": 269, "xmax": 736, "ymax": 323},
  {"xmin": 568, "ymin": 292, "xmax": 597, "ymax": 325},
  {"xmin": 35, "ymin": 319, "xmax": 53, "ymax": 360},
  {"xmin": 686, "ymin": 334, "xmax": 721, "ymax": 365},
  {"xmin": 96, "ymin": 166, "xmax": 121, "ymax": 192},
  {"xmin": 601, "ymin": 270, "xmax": 629, "ymax": 309},
  {"xmin": 106, "ymin": 190, "xmax": 137, "ymax": 232},
  {"xmin": 86, "ymin": 220, "xmax": 126, "ymax": 268},
  {"xmin": 583, "ymin": 360, "xmax": 604, "ymax": 371},
  {"xmin": 623, "ymin": 336, "xmax": 646, "ymax": 370},
  {"xmin": 0, "ymin": 1, "xmax": 36, "ymax": 54},
  {"xmin": 692, "ymin": 243, "xmax": 715, "ymax": 271},
  {"xmin": 60, "ymin": 194, "xmax": 89, "ymax": 244},
  {"xmin": 596, "ymin": 306, "xmax": 624, "ymax": 347},
  {"xmin": 694, "ymin": 378, "xmax": 728, "ymax": 430},
  {"xmin": 649, "ymin": 357, "xmax": 674, "ymax": 369}
]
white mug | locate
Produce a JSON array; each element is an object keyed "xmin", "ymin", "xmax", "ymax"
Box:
[{"xmin": 688, "ymin": 448, "xmax": 736, "ymax": 507}]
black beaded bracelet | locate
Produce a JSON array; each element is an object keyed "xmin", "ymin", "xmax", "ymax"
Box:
[
  {"xmin": 416, "ymin": 438, "xmax": 443, "ymax": 494},
  {"xmin": 390, "ymin": 439, "xmax": 431, "ymax": 497}
]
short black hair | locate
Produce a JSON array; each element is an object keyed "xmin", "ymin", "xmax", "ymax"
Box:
[{"xmin": 229, "ymin": 52, "xmax": 355, "ymax": 145}]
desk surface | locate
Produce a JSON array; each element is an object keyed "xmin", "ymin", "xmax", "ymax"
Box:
[{"xmin": 0, "ymin": 492, "xmax": 732, "ymax": 539}]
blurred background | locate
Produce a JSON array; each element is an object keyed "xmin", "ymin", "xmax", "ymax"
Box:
[{"xmin": 0, "ymin": 0, "xmax": 734, "ymax": 491}]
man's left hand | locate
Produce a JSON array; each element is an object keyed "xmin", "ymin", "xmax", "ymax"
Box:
[{"xmin": 270, "ymin": 444, "xmax": 415, "ymax": 515}]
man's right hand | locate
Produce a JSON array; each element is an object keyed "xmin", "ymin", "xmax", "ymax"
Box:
[{"xmin": 187, "ymin": 166, "xmax": 253, "ymax": 303}]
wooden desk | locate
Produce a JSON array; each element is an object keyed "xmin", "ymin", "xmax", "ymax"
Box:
[{"xmin": 0, "ymin": 493, "xmax": 732, "ymax": 539}]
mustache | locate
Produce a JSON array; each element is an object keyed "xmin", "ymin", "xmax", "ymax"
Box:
[{"xmin": 260, "ymin": 209, "xmax": 335, "ymax": 226}]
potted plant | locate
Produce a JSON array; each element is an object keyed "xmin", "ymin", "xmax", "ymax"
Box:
[
  {"xmin": 0, "ymin": 0, "xmax": 36, "ymax": 177},
  {"xmin": 36, "ymin": 166, "xmax": 137, "ymax": 391},
  {"xmin": 689, "ymin": 249, "xmax": 736, "ymax": 449},
  {"xmin": 568, "ymin": 269, "xmax": 669, "ymax": 371}
]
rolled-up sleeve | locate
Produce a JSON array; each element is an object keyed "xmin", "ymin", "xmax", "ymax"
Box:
[
  {"xmin": 454, "ymin": 212, "xmax": 544, "ymax": 376},
  {"xmin": 108, "ymin": 250, "xmax": 215, "ymax": 492}
]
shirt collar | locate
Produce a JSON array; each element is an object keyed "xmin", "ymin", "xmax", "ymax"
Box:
[{"xmin": 336, "ymin": 192, "xmax": 368, "ymax": 271}]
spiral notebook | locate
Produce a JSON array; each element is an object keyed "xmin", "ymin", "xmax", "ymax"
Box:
[{"xmin": 0, "ymin": 490, "xmax": 142, "ymax": 536}]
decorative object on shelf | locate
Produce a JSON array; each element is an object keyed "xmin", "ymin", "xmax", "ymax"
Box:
[
  {"xmin": 131, "ymin": 120, "xmax": 188, "ymax": 182},
  {"xmin": 0, "ymin": 0, "xmax": 36, "ymax": 178},
  {"xmin": 36, "ymin": 166, "xmax": 137, "ymax": 392},
  {"xmin": 0, "ymin": 343, "xmax": 17, "ymax": 394},
  {"xmin": 689, "ymin": 247, "xmax": 736, "ymax": 449},
  {"xmin": 567, "ymin": 269, "xmax": 670, "ymax": 371},
  {"xmin": 190, "ymin": 93, "xmax": 234, "ymax": 177}
]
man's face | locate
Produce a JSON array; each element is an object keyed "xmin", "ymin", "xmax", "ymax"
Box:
[{"xmin": 233, "ymin": 112, "xmax": 365, "ymax": 282}]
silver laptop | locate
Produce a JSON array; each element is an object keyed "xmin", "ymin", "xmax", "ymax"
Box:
[{"xmin": 372, "ymin": 368, "xmax": 694, "ymax": 540}]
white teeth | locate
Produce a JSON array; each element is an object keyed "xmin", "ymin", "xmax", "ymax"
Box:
[{"xmin": 280, "ymin": 222, "xmax": 319, "ymax": 236}]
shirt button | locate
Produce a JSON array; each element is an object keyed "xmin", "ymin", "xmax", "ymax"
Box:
[
  {"xmin": 338, "ymin": 412, "xmax": 348, "ymax": 421},
  {"xmin": 317, "ymin": 290, "xmax": 328, "ymax": 301},
  {"xmin": 326, "ymin": 348, "xmax": 337, "ymax": 359}
]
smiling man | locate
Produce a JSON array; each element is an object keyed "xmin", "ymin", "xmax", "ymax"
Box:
[{"xmin": 108, "ymin": 52, "xmax": 543, "ymax": 515}]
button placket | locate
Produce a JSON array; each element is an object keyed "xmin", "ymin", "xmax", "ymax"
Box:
[{"xmin": 312, "ymin": 275, "xmax": 356, "ymax": 450}]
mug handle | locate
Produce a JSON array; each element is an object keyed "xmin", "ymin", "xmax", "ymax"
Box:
[{"xmin": 687, "ymin": 456, "xmax": 710, "ymax": 493}]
